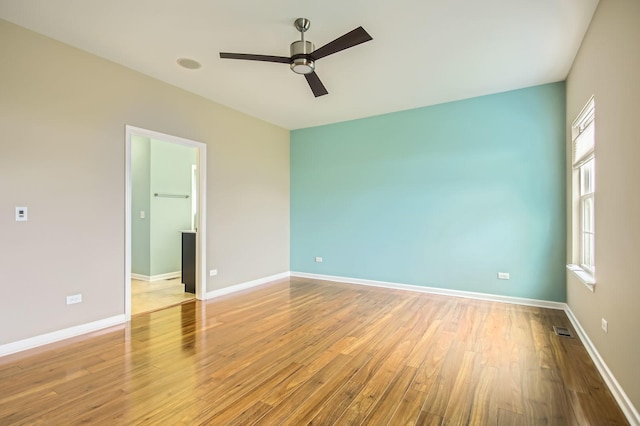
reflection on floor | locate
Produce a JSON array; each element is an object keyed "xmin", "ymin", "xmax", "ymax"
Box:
[{"xmin": 131, "ymin": 277, "xmax": 195, "ymax": 315}]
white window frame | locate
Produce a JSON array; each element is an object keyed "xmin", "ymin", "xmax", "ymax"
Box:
[{"xmin": 567, "ymin": 97, "xmax": 596, "ymax": 291}]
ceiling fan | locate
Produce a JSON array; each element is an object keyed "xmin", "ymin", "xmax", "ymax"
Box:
[{"xmin": 220, "ymin": 18, "xmax": 372, "ymax": 97}]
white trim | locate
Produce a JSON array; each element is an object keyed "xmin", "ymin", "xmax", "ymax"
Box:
[
  {"xmin": 566, "ymin": 264, "xmax": 595, "ymax": 291},
  {"xmin": 196, "ymin": 144, "xmax": 207, "ymax": 304},
  {"xmin": 290, "ymin": 272, "xmax": 566, "ymax": 310},
  {"xmin": 125, "ymin": 125, "xmax": 207, "ymax": 321},
  {"xmin": 571, "ymin": 95, "xmax": 595, "ymax": 130},
  {"xmin": 565, "ymin": 307, "xmax": 640, "ymax": 426},
  {"xmin": 205, "ymin": 272, "xmax": 290, "ymax": 300},
  {"xmin": 0, "ymin": 315, "xmax": 126, "ymax": 358},
  {"xmin": 125, "ymin": 129, "xmax": 132, "ymax": 320},
  {"xmin": 130, "ymin": 273, "xmax": 148, "ymax": 281},
  {"xmin": 130, "ymin": 271, "xmax": 181, "ymax": 282},
  {"xmin": 191, "ymin": 164, "xmax": 197, "ymax": 232}
]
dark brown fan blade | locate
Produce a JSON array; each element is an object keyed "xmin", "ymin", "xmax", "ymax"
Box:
[
  {"xmin": 219, "ymin": 53, "xmax": 290, "ymax": 63},
  {"xmin": 310, "ymin": 27, "xmax": 372, "ymax": 60},
  {"xmin": 304, "ymin": 72, "xmax": 328, "ymax": 97}
]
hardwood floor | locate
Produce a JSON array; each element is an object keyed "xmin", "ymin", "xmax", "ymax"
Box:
[
  {"xmin": 0, "ymin": 277, "xmax": 628, "ymax": 425},
  {"xmin": 131, "ymin": 277, "xmax": 195, "ymax": 315}
]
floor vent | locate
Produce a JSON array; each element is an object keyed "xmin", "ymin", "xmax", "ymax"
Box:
[{"xmin": 553, "ymin": 326, "xmax": 574, "ymax": 338}]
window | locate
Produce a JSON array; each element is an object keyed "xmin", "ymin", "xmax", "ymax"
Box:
[
  {"xmin": 579, "ymin": 157, "xmax": 595, "ymax": 271},
  {"xmin": 568, "ymin": 97, "xmax": 596, "ymax": 289}
]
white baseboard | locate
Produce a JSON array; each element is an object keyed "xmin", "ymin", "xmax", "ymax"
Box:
[
  {"xmin": 0, "ymin": 315, "xmax": 126, "ymax": 358},
  {"xmin": 131, "ymin": 271, "xmax": 181, "ymax": 282},
  {"xmin": 290, "ymin": 271, "xmax": 567, "ymax": 310},
  {"xmin": 205, "ymin": 272, "xmax": 290, "ymax": 300},
  {"xmin": 565, "ymin": 307, "xmax": 640, "ymax": 426},
  {"xmin": 130, "ymin": 273, "xmax": 149, "ymax": 281}
]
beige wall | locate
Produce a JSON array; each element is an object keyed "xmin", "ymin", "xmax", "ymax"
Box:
[
  {"xmin": 0, "ymin": 20, "xmax": 290, "ymax": 344},
  {"xmin": 566, "ymin": 0, "xmax": 640, "ymax": 414}
]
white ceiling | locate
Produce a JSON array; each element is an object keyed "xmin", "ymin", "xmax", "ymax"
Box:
[{"xmin": 0, "ymin": 0, "xmax": 598, "ymax": 130}]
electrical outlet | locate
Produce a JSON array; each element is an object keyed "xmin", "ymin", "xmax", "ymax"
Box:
[
  {"xmin": 498, "ymin": 272, "xmax": 510, "ymax": 280},
  {"xmin": 315, "ymin": 257, "xmax": 323, "ymax": 263},
  {"xmin": 601, "ymin": 318, "xmax": 608, "ymax": 333},
  {"xmin": 66, "ymin": 294, "xmax": 82, "ymax": 305},
  {"xmin": 209, "ymin": 269, "xmax": 218, "ymax": 276}
]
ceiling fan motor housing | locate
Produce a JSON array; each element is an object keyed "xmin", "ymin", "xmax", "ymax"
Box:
[{"xmin": 290, "ymin": 40, "xmax": 315, "ymax": 74}]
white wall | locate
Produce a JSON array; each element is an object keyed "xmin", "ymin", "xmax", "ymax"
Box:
[
  {"xmin": 0, "ymin": 20, "xmax": 290, "ymax": 345},
  {"xmin": 565, "ymin": 0, "xmax": 640, "ymax": 415}
]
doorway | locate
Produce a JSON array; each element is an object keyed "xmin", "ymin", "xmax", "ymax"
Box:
[{"xmin": 125, "ymin": 125, "xmax": 207, "ymax": 319}]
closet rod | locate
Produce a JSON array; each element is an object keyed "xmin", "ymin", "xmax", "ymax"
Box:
[{"xmin": 154, "ymin": 193, "xmax": 190, "ymax": 199}]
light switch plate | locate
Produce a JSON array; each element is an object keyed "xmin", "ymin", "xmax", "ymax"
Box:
[{"xmin": 15, "ymin": 207, "xmax": 28, "ymax": 222}]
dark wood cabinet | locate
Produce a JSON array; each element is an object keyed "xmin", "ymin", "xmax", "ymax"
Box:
[{"xmin": 181, "ymin": 231, "xmax": 196, "ymax": 293}]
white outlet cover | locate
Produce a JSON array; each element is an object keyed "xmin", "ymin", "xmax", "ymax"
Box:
[
  {"xmin": 66, "ymin": 294, "xmax": 82, "ymax": 304},
  {"xmin": 315, "ymin": 257, "xmax": 323, "ymax": 263},
  {"xmin": 498, "ymin": 272, "xmax": 510, "ymax": 280},
  {"xmin": 210, "ymin": 269, "xmax": 218, "ymax": 276}
]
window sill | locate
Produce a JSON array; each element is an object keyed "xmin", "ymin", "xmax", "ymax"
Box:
[{"xmin": 566, "ymin": 264, "xmax": 595, "ymax": 292}]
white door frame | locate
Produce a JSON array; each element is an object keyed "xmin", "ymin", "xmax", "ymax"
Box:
[{"xmin": 124, "ymin": 125, "xmax": 207, "ymax": 320}]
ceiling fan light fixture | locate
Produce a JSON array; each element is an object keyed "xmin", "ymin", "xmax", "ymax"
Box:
[
  {"xmin": 290, "ymin": 57, "xmax": 315, "ymax": 74},
  {"xmin": 290, "ymin": 40, "xmax": 315, "ymax": 74}
]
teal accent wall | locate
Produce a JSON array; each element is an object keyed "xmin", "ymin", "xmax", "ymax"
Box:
[
  {"xmin": 131, "ymin": 137, "xmax": 196, "ymax": 277},
  {"xmin": 291, "ymin": 82, "xmax": 567, "ymax": 302},
  {"xmin": 131, "ymin": 136, "xmax": 151, "ymax": 276}
]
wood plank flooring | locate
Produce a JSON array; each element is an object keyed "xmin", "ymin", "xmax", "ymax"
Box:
[
  {"xmin": 0, "ymin": 277, "xmax": 628, "ymax": 425},
  {"xmin": 131, "ymin": 277, "xmax": 195, "ymax": 315}
]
